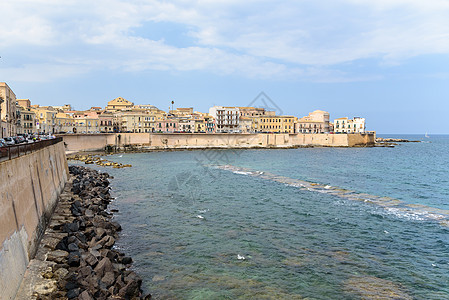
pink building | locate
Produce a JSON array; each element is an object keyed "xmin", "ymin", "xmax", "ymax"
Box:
[{"xmin": 156, "ymin": 119, "xmax": 179, "ymax": 133}]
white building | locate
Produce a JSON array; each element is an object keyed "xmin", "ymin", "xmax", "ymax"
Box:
[
  {"xmin": 333, "ymin": 117, "xmax": 366, "ymax": 133},
  {"xmin": 209, "ymin": 106, "xmax": 240, "ymax": 133},
  {"xmin": 178, "ymin": 118, "xmax": 195, "ymax": 132}
]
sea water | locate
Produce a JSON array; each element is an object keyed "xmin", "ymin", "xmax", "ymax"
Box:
[{"xmin": 75, "ymin": 135, "xmax": 449, "ymax": 299}]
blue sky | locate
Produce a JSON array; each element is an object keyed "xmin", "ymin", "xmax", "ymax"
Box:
[{"xmin": 1, "ymin": 0, "xmax": 448, "ymax": 134}]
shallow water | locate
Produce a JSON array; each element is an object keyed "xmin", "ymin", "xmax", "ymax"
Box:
[{"xmin": 76, "ymin": 134, "xmax": 449, "ymax": 299}]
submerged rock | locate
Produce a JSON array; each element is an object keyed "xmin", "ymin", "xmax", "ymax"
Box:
[{"xmin": 344, "ymin": 275, "xmax": 412, "ymax": 300}]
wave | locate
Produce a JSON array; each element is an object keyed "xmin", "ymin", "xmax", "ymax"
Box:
[{"xmin": 212, "ymin": 165, "xmax": 449, "ymax": 227}]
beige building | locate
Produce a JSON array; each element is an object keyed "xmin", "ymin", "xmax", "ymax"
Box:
[
  {"xmin": 119, "ymin": 111, "xmax": 155, "ymax": 133},
  {"xmin": 0, "ymin": 82, "xmax": 18, "ymax": 137},
  {"xmin": 55, "ymin": 112, "xmax": 75, "ymax": 133},
  {"xmin": 52, "ymin": 104, "xmax": 73, "ymax": 112},
  {"xmin": 134, "ymin": 104, "xmax": 157, "ymax": 110},
  {"xmin": 238, "ymin": 107, "xmax": 275, "ymax": 117},
  {"xmin": 73, "ymin": 112, "xmax": 100, "ymax": 134},
  {"xmin": 170, "ymin": 107, "xmax": 194, "ymax": 117},
  {"xmin": 106, "ymin": 97, "xmax": 134, "ymax": 112},
  {"xmin": 178, "ymin": 118, "xmax": 195, "ymax": 132},
  {"xmin": 98, "ymin": 111, "xmax": 117, "ymax": 133},
  {"xmin": 296, "ymin": 110, "xmax": 330, "ymax": 134},
  {"xmin": 17, "ymin": 99, "xmax": 31, "ymax": 109},
  {"xmin": 238, "ymin": 117, "xmax": 253, "ymax": 133},
  {"xmin": 16, "ymin": 103, "xmax": 37, "ymax": 135}
]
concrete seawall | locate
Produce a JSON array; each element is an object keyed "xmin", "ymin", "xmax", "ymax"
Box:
[
  {"xmin": 61, "ymin": 132, "xmax": 375, "ymax": 152},
  {"xmin": 0, "ymin": 141, "xmax": 68, "ymax": 299}
]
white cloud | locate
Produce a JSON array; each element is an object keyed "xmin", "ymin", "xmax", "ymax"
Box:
[
  {"xmin": 0, "ymin": 63, "xmax": 90, "ymax": 82},
  {"xmin": 1, "ymin": 0, "xmax": 448, "ymax": 82}
]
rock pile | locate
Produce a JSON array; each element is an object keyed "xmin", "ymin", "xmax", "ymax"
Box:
[
  {"xmin": 35, "ymin": 165, "xmax": 149, "ymax": 299},
  {"xmin": 375, "ymin": 137, "xmax": 421, "ymax": 143},
  {"xmin": 67, "ymin": 154, "xmax": 132, "ymax": 168}
]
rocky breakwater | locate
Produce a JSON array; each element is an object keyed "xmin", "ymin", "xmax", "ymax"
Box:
[
  {"xmin": 375, "ymin": 137, "xmax": 421, "ymax": 147},
  {"xmin": 68, "ymin": 154, "xmax": 132, "ymax": 168},
  {"xmin": 17, "ymin": 165, "xmax": 150, "ymax": 299}
]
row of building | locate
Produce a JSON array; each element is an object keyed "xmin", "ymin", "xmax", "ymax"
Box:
[{"xmin": 0, "ymin": 82, "xmax": 366, "ymax": 138}]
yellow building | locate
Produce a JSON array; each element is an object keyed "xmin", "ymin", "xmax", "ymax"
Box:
[
  {"xmin": 106, "ymin": 97, "xmax": 134, "ymax": 112},
  {"xmin": 258, "ymin": 115, "xmax": 296, "ymax": 133},
  {"xmin": 194, "ymin": 118, "xmax": 206, "ymax": 133},
  {"xmin": 55, "ymin": 112, "xmax": 75, "ymax": 133},
  {"xmin": 31, "ymin": 106, "xmax": 58, "ymax": 134}
]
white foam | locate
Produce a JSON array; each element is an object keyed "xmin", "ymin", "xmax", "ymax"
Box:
[
  {"xmin": 212, "ymin": 163, "xmax": 449, "ymax": 225},
  {"xmin": 196, "ymin": 215, "xmax": 204, "ymax": 219},
  {"xmin": 233, "ymin": 171, "xmax": 252, "ymax": 176}
]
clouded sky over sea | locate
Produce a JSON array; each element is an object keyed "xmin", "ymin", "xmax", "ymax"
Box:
[{"xmin": 1, "ymin": 0, "xmax": 448, "ymax": 133}]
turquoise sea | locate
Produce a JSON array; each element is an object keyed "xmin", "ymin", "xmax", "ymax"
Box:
[{"xmin": 73, "ymin": 134, "xmax": 449, "ymax": 299}]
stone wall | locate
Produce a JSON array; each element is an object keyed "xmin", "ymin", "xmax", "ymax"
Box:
[
  {"xmin": 61, "ymin": 132, "xmax": 375, "ymax": 152},
  {"xmin": 0, "ymin": 141, "xmax": 68, "ymax": 299}
]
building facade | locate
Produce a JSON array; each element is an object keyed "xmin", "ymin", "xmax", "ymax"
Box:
[
  {"xmin": 31, "ymin": 106, "xmax": 58, "ymax": 134},
  {"xmin": 209, "ymin": 106, "xmax": 239, "ymax": 133},
  {"xmin": 204, "ymin": 115, "xmax": 216, "ymax": 133},
  {"xmin": 178, "ymin": 118, "xmax": 195, "ymax": 132},
  {"xmin": 106, "ymin": 97, "xmax": 134, "ymax": 112},
  {"xmin": 333, "ymin": 117, "xmax": 366, "ymax": 133},
  {"xmin": 238, "ymin": 117, "xmax": 252, "ymax": 133},
  {"xmin": 0, "ymin": 82, "xmax": 18, "ymax": 137},
  {"xmin": 156, "ymin": 119, "xmax": 179, "ymax": 133},
  {"xmin": 258, "ymin": 115, "xmax": 296, "ymax": 133},
  {"xmin": 296, "ymin": 110, "xmax": 330, "ymax": 134},
  {"xmin": 17, "ymin": 105, "xmax": 36, "ymax": 134},
  {"xmin": 55, "ymin": 112, "xmax": 75, "ymax": 133}
]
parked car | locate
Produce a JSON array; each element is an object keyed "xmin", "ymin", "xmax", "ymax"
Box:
[
  {"xmin": 12, "ymin": 136, "xmax": 26, "ymax": 144},
  {"xmin": 4, "ymin": 137, "xmax": 16, "ymax": 145},
  {"xmin": 0, "ymin": 140, "xmax": 7, "ymax": 157}
]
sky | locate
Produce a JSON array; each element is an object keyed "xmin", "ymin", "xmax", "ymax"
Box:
[{"xmin": 1, "ymin": 0, "xmax": 448, "ymax": 134}]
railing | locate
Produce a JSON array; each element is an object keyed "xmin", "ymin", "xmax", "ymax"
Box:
[{"xmin": 0, "ymin": 137, "xmax": 63, "ymax": 161}]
